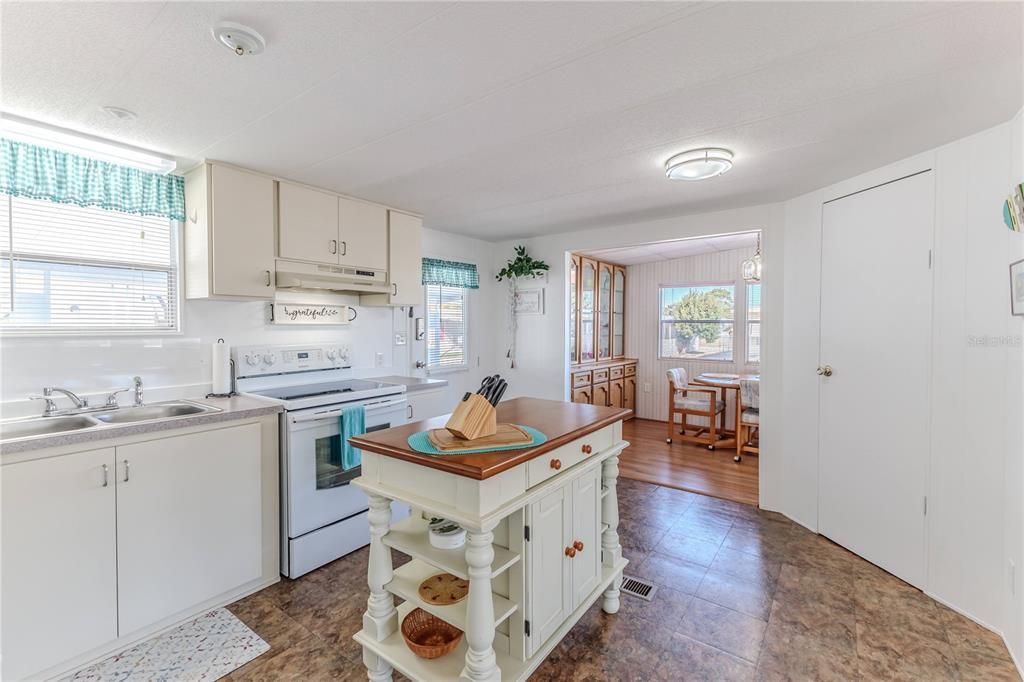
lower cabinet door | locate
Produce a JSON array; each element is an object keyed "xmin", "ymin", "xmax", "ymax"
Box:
[
  {"xmin": 407, "ymin": 388, "xmax": 445, "ymax": 421},
  {"xmin": 624, "ymin": 377, "xmax": 636, "ymax": 412},
  {"xmin": 571, "ymin": 467, "xmax": 602, "ymax": 609},
  {"xmin": 610, "ymin": 378, "xmax": 624, "ymax": 408},
  {"xmin": 527, "ymin": 484, "xmax": 572, "ymax": 656},
  {"xmin": 571, "ymin": 386, "xmax": 592, "ymax": 404},
  {"xmin": 593, "ymin": 381, "xmax": 610, "ymax": 407},
  {"xmin": 116, "ymin": 423, "xmax": 263, "ymax": 635},
  {"xmin": 2, "ymin": 448, "xmax": 118, "ymax": 680}
]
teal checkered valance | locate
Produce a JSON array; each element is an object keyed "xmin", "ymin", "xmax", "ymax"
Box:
[
  {"xmin": 0, "ymin": 138, "xmax": 185, "ymax": 222},
  {"xmin": 422, "ymin": 257, "xmax": 480, "ymax": 289}
]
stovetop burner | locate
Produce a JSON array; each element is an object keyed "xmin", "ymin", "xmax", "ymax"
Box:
[{"xmin": 250, "ymin": 379, "xmax": 389, "ymax": 402}]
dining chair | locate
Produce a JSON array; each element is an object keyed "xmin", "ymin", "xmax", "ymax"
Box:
[
  {"xmin": 665, "ymin": 368, "xmax": 726, "ymax": 450},
  {"xmin": 735, "ymin": 377, "xmax": 760, "ymax": 462}
]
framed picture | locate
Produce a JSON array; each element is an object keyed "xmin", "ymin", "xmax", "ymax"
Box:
[
  {"xmin": 513, "ymin": 288, "xmax": 545, "ymax": 315},
  {"xmin": 1011, "ymin": 258, "xmax": 1024, "ymax": 317}
]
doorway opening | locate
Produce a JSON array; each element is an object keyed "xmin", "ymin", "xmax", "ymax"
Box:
[{"xmin": 566, "ymin": 231, "xmax": 763, "ymax": 506}]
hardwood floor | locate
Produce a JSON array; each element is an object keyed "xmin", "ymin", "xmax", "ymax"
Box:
[{"xmin": 620, "ymin": 418, "xmax": 759, "ymax": 506}]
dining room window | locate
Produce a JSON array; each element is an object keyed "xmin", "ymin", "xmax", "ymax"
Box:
[
  {"xmin": 658, "ymin": 284, "xmax": 735, "ymax": 361},
  {"xmin": 424, "ymin": 283, "xmax": 468, "ymax": 372},
  {"xmin": 746, "ymin": 283, "xmax": 761, "ymax": 364}
]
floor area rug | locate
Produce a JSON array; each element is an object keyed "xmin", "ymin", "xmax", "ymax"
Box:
[{"xmin": 67, "ymin": 608, "xmax": 269, "ymax": 681}]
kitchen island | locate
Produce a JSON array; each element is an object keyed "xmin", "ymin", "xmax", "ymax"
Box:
[{"xmin": 349, "ymin": 398, "xmax": 631, "ymax": 682}]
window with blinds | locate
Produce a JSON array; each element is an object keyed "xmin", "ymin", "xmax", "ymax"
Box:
[
  {"xmin": 425, "ymin": 284, "xmax": 468, "ymax": 371},
  {"xmin": 0, "ymin": 193, "xmax": 179, "ymax": 334}
]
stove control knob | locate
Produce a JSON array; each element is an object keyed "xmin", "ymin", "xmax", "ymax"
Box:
[
  {"xmin": 325, "ymin": 348, "xmax": 338, "ymax": 362},
  {"xmin": 263, "ymin": 353, "xmax": 277, "ymax": 366},
  {"xmin": 340, "ymin": 346, "xmax": 351, "ymax": 363},
  {"xmin": 245, "ymin": 353, "xmax": 261, "ymax": 367}
]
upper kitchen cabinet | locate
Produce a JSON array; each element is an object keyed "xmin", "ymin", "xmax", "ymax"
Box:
[
  {"xmin": 184, "ymin": 162, "xmax": 276, "ymax": 299},
  {"xmin": 338, "ymin": 197, "xmax": 388, "ymax": 271},
  {"xmin": 278, "ymin": 181, "xmax": 388, "ymax": 271},
  {"xmin": 278, "ymin": 181, "xmax": 340, "ymax": 265},
  {"xmin": 361, "ymin": 211, "xmax": 423, "ymax": 306}
]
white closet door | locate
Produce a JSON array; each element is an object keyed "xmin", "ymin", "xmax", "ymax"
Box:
[{"xmin": 818, "ymin": 170, "xmax": 934, "ymax": 588}]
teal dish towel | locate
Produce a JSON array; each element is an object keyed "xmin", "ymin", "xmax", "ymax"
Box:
[{"xmin": 340, "ymin": 405, "xmax": 366, "ymax": 471}]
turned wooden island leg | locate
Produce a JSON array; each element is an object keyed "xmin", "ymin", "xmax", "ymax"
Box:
[
  {"xmin": 363, "ymin": 494, "xmax": 396, "ymax": 681},
  {"xmin": 601, "ymin": 453, "xmax": 623, "ymax": 614},
  {"xmin": 460, "ymin": 526, "xmax": 501, "ymax": 682}
]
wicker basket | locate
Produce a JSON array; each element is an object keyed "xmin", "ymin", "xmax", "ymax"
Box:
[{"xmin": 400, "ymin": 608, "xmax": 463, "ymax": 659}]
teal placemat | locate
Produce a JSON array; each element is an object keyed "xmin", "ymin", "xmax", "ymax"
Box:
[{"xmin": 408, "ymin": 425, "xmax": 547, "ymax": 456}]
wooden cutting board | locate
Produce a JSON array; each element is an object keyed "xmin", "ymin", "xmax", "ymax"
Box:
[{"xmin": 427, "ymin": 423, "xmax": 532, "ymax": 452}]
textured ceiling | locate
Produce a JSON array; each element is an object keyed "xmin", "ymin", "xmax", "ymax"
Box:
[
  {"xmin": 3, "ymin": 2, "xmax": 1021, "ymax": 240},
  {"xmin": 580, "ymin": 231, "xmax": 759, "ymax": 265}
]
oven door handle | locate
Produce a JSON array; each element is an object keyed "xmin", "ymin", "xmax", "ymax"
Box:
[{"xmin": 290, "ymin": 398, "xmax": 407, "ymax": 424}]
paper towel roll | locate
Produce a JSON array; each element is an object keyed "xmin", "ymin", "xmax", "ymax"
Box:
[{"xmin": 211, "ymin": 339, "xmax": 231, "ymax": 395}]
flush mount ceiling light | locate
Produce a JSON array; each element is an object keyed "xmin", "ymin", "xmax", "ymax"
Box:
[
  {"xmin": 212, "ymin": 22, "xmax": 266, "ymax": 56},
  {"xmin": 665, "ymin": 147, "xmax": 734, "ymax": 181},
  {"xmin": 101, "ymin": 106, "xmax": 137, "ymax": 122}
]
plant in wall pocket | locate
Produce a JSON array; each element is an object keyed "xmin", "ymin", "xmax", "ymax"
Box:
[{"xmin": 496, "ymin": 245, "xmax": 549, "ymax": 368}]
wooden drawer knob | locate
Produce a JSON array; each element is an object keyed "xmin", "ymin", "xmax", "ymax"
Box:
[
  {"xmin": 581, "ymin": 444, "xmax": 592, "ymax": 454},
  {"xmin": 564, "ymin": 546, "xmax": 576, "ymax": 558},
  {"xmin": 550, "ymin": 459, "xmax": 562, "ymax": 470},
  {"xmin": 573, "ymin": 540, "xmax": 584, "ymax": 552}
]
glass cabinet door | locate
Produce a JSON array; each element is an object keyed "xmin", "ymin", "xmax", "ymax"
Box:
[
  {"xmin": 613, "ymin": 266, "xmax": 625, "ymax": 357},
  {"xmin": 580, "ymin": 258, "xmax": 596, "ymax": 362},
  {"xmin": 597, "ymin": 263, "xmax": 611, "ymax": 360},
  {"xmin": 569, "ymin": 256, "xmax": 579, "ymax": 364}
]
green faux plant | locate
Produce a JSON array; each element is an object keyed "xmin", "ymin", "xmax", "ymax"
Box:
[{"xmin": 495, "ymin": 245, "xmax": 549, "ymax": 281}]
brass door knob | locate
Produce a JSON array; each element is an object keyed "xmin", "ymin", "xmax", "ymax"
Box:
[
  {"xmin": 550, "ymin": 459, "xmax": 562, "ymax": 470},
  {"xmin": 573, "ymin": 540, "xmax": 584, "ymax": 552},
  {"xmin": 816, "ymin": 365, "xmax": 834, "ymax": 377},
  {"xmin": 565, "ymin": 546, "xmax": 576, "ymax": 558}
]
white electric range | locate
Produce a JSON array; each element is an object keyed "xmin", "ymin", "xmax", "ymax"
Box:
[{"xmin": 234, "ymin": 343, "xmax": 411, "ymax": 578}]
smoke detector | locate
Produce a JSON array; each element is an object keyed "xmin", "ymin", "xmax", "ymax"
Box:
[{"xmin": 212, "ymin": 22, "xmax": 266, "ymax": 56}]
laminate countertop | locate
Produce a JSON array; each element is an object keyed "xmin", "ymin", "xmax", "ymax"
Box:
[
  {"xmin": 372, "ymin": 375, "xmax": 449, "ymax": 393},
  {"xmin": 349, "ymin": 397, "xmax": 630, "ymax": 480},
  {"xmin": 0, "ymin": 395, "xmax": 282, "ymax": 456}
]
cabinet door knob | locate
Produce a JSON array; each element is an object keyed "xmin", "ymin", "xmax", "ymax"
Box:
[
  {"xmin": 581, "ymin": 444, "xmax": 592, "ymax": 454},
  {"xmin": 101, "ymin": 463, "xmax": 109, "ymax": 488},
  {"xmin": 122, "ymin": 459, "xmax": 130, "ymax": 483},
  {"xmin": 550, "ymin": 458, "xmax": 561, "ymax": 470},
  {"xmin": 564, "ymin": 546, "xmax": 576, "ymax": 558},
  {"xmin": 573, "ymin": 540, "xmax": 584, "ymax": 552},
  {"xmin": 341, "ymin": 241, "xmax": 347, "ymax": 256},
  {"xmin": 392, "ymin": 283, "xmax": 398, "ymax": 296},
  {"xmin": 264, "ymin": 270, "xmax": 272, "ymax": 287},
  {"xmin": 330, "ymin": 239, "xmax": 338, "ymax": 254}
]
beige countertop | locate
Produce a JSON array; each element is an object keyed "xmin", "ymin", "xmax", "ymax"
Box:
[
  {"xmin": 373, "ymin": 375, "xmax": 449, "ymax": 393},
  {"xmin": 0, "ymin": 395, "xmax": 282, "ymax": 456}
]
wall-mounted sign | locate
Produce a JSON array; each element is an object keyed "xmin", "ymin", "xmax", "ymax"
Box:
[{"xmin": 269, "ymin": 303, "xmax": 357, "ymax": 325}]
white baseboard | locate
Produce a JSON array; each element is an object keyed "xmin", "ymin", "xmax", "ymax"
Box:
[{"xmin": 925, "ymin": 592, "xmax": 1023, "ymax": 679}]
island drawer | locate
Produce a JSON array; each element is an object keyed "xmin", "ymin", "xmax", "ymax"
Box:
[
  {"xmin": 609, "ymin": 366, "xmax": 624, "ymax": 380},
  {"xmin": 527, "ymin": 425, "xmax": 614, "ymax": 487},
  {"xmin": 592, "ymin": 368, "xmax": 609, "ymax": 383},
  {"xmin": 572, "ymin": 371, "xmax": 592, "ymax": 388}
]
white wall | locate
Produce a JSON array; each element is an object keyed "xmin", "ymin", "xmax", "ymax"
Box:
[
  {"xmin": 491, "ymin": 203, "xmax": 787, "ymax": 512},
  {"xmin": 778, "ymin": 114, "xmax": 1024, "ymax": 667},
  {"xmin": 0, "ymin": 228, "xmax": 496, "ymax": 419},
  {"xmin": 624, "ymin": 246, "xmax": 759, "ymax": 423}
]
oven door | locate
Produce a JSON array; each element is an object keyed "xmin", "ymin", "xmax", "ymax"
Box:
[{"xmin": 284, "ymin": 395, "xmax": 407, "ymax": 538}]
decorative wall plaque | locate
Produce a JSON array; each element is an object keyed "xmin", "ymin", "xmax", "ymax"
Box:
[{"xmin": 269, "ymin": 303, "xmax": 356, "ymax": 325}]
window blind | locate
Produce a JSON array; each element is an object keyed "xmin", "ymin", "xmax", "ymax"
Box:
[
  {"xmin": 425, "ymin": 284, "xmax": 468, "ymax": 370},
  {"xmin": 0, "ymin": 193, "xmax": 179, "ymax": 333}
]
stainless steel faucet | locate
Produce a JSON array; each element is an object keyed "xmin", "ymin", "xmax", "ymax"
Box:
[
  {"xmin": 31, "ymin": 387, "xmax": 89, "ymax": 417},
  {"xmin": 132, "ymin": 376, "xmax": 144, "ymax": 406}
]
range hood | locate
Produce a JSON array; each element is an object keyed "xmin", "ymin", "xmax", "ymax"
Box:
[{"xmin": 275, "ymin": 259, "xmax": 388, "ymax": 293}]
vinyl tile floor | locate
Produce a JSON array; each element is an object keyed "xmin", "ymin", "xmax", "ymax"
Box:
[{"xmin": 226, "ymin": 480, "xmax": 1020, "ymax": 681}]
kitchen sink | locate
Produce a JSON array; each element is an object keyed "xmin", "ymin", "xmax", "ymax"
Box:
[
  {"xmin": 0, "ymin": 415, "xmax": 99, "ymax": 440},
  {"xmin": 91, "ymin": 401, "xmax": 219, "ymax": 423}
]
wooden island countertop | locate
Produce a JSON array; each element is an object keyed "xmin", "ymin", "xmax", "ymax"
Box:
[{"xmin": 348, "ymin": 397, "xmax": 631, "ymax": 480}]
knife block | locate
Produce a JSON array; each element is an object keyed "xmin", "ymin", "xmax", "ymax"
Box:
[{"xmin": 445, "ymin": 394, "xmax": 497, "ymax": 440}]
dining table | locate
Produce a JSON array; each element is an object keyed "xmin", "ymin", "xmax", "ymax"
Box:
[{"xmin": 690, "ymin": 372, "xmax": 760, "ymax": 450}]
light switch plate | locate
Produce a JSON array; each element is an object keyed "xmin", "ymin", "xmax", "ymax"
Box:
[{"xmin": 643, "ymin": 382, "xmax": 652, "ymax": 393}]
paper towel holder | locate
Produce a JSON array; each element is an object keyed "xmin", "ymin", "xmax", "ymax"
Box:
[{"xmin": 206, "ymin": 339, "xmax": 239, "ymax": 399}]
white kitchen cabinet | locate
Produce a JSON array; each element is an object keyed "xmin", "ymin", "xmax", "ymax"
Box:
[
  {"xmin": 184, "ymin": 162, "xmax": 276, "ymax": 299},
  {"xmin": 278, "ymin": 181, "xmax": 340, "ymax": 265},
  {"xmin": 116, "ymin": 423, "xmax": 263, "ymax": 634},
  {"xmin": 406, "ymin": 388, "xmax": 446, "ymax": 421},
  {"xmin": 362, "ymin": 210, "xmax": 423, "ymax": 306},
  {"xmin": 339, "ymin": 197, "xmax": 388, "ymax": 270},
  {"xmin": 526, "ymin": 483, "xmax": 573, "ymax": 653},
  {"xmin": 2, "ymin": 447, "xmax": 118, "ymax": 681},
  {"xmin": 570, "ymin": 467, "xmax": 602, "ymax": 607}
]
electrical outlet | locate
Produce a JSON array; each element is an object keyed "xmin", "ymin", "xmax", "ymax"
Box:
[
  {"xmin": 375, "ymin": 352, "xmax": 385, "ymax": 367},
  {"xmin": 394, "ymin": 332, "xmax": 407, "ymax": 346},
  {"xmin": 643, "ymin": 382, "xmax": 652, "ymax": 393}
]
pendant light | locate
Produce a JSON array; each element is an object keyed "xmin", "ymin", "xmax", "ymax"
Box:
[{"xmin": 742, "ymin": 233, "xmax": 762, "ymax": 282}]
